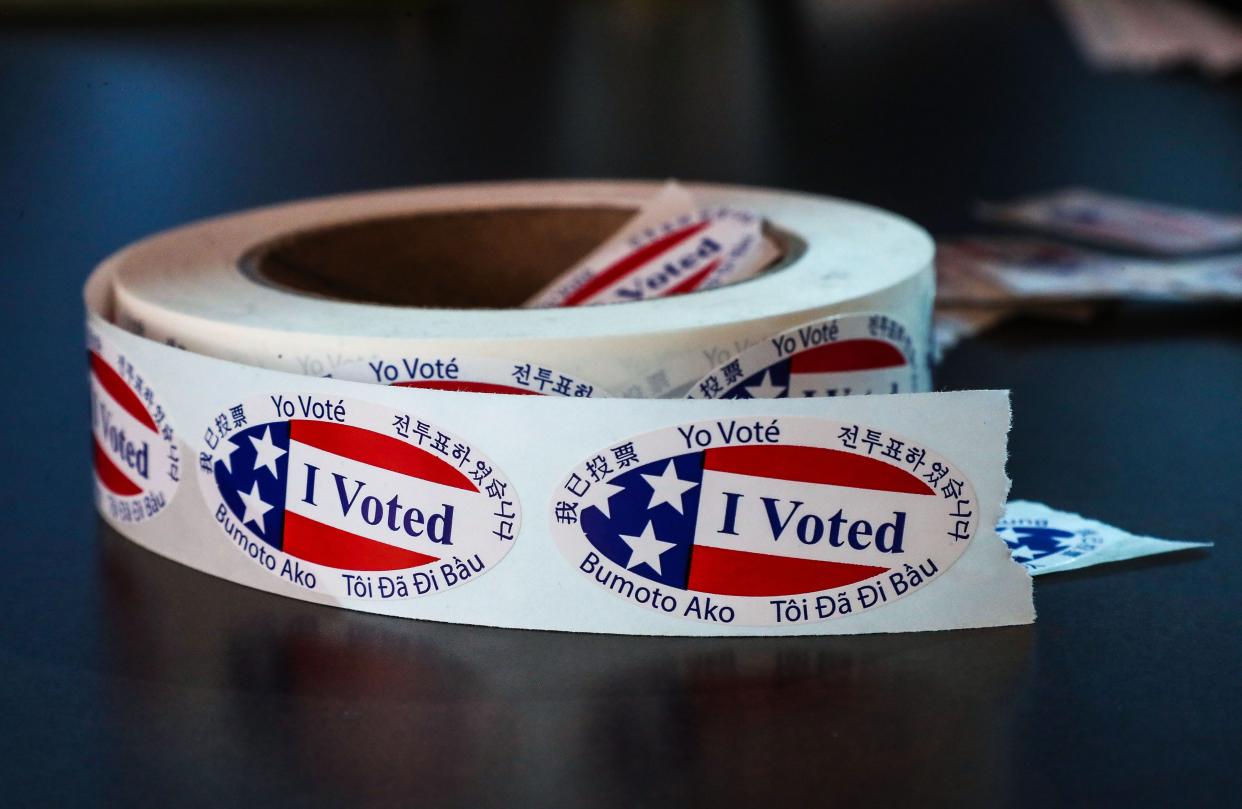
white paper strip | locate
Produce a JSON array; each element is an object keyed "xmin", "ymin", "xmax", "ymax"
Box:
[{"xmin": 999, "ymin": 500, "xmax": 1210, "ymax": 576}]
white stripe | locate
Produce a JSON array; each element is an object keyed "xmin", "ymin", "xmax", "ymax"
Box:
[
  {"xmin": 786, "ymin": 366, "xmax": 910, "ymax": 397},
  {"xmin": 692, "ymin": 469, "xmax": 947, "ymax": 568},
  {"xmin": 90, "ymin": 374, "xmax": 158, "ymax": 483},
  {"xmin": 91, "ymin": 376, "xmax": 157, "ymax": 440},
  {"xmin": 284, "ymin": 440, "xmax": 488, "ymax": 554}
]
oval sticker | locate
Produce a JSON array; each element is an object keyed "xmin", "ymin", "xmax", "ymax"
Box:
[
  {"xmin": 330, "ymin": 356, "xmax": 608, "ymax": 398},
  {"xmin": 197, "ymin": 394, "xmax": 520, "ymax": 600},
  {"xmin": 549, "ymin": 416, "xmax": 977, "ymax": 627},
  {"xmin": 87, "ymin": 329, "xmax": 180, "ymax": 524},
  {"xmin": 527, "ymin": 206, "xmax": 772, "ymax": 307},
  {"xmin": 687, "ymin": 313, "xmax": 919, "ymax": 400}
]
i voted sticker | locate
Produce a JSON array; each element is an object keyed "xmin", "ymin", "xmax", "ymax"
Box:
[
  {"xmin": 688, "ymin": 313, "xmax": 918, "ymax": 399},
  {"xmin": 197, "ymin": 394, "xmax": 520, "ymax": 600},
  {"xmin": 87, "ymin": 329, "xmax": 180, "ymax": 524},
  {"xmin": 329, "ymin": 356, "xmax": 607, "ymax": 397},
  {"xmin": 549, "ymin": 417, "xmax": 977, "ymax": 627},
  {"xmin": 997, "ymin": 514, "xmax": 1092, "ymax": 573},
  {"xmin": 528, "ymin": 206, "xmax": 771, "ymax": 307}
]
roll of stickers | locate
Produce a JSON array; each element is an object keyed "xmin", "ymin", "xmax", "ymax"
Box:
[{"xmin": 86, "ymin": 180, "xmax": 1033, "ymax": 636}]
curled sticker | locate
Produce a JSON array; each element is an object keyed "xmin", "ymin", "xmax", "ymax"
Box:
[
  {"xmin": 197, "ymin": 394, "xmax": 521, "ymax": 600},
  {"xmin": 549, "ymin": 416, "xmax": 977, "ymax": 627},
  {"xmin": 687, "ymin": 313, "xmax": 920, "ymax": 400},
  {"xmin": 526, "ymin": 205, "xmax": 773, "ymax": 307},
  {"xmin": 330, "ymin": 355, "xmax": 609, "ymax": 397},
  {"xmin": 87, "ymin": 328, "xmax": 181, "ymax": 525}
]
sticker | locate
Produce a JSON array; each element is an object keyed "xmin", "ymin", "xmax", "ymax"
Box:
[
  {"xmin": 87, "ymin": 328, "xmax": 181, "ymax": 524},
  {"xmin": 976, "ymin": 188, "xmax": 1242, "ymax": 255},
  {"xmin": 329, "ymin": 356, "xmax": 608, "ymax": 398},
  {"xmin": 937, "ymin": 237, "xmax": 1242, "ymax": 304},
  {"xmin": 549, "ymin": 416, "xmax": 978, "ymax": 627},
  {"xmin": 687, "ymin": 313, "xmax": 918, "ymax": 400},
  {"xmin": 527, "ymin": 204, "xmax": 776, "ymax": 307},
  {"xmin": 998, "ymin": 500, "xmax": 1209, "ymax": 575},
  {"xmin": 197, "ymin": 394, "xmax": 521, "ymax": 600}
]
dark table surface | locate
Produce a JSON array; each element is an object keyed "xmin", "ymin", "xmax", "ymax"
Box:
[{"xmin": 2, "ymin": 1, "xmax": 1239, "ymax": 806}]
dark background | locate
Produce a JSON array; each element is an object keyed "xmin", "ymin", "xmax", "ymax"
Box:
[{"xmin": 1, "ymin": 1, "xmax": 1239, "ymax": 806}]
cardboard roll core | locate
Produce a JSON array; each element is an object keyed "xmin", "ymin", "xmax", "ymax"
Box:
[{"xmin": 242, "ymin": 206, "xmax": 797, "ymax": 309}]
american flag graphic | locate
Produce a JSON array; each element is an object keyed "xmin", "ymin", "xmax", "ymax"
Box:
[
  {"xmin": 719, "ymin": 340, "xmax": 909, "ymax": 399},
  {"xmin": 90, "ymin": 350, "xmax": 157, "ymax": 496},
  {"xmin": 528, "ymin": 206, "xmax": 769, "ymax": 307},
  {"xmin": 578, "ymin": 444, "xmax": 935, "ymax": 597},
  {"xmin": 213, "ymin": 419, "xmax": 480, "ymax": 572},
  {"xmin": 557, "ymin": 220, "xmax": 723, "ymax": 305},
  {"xmin": 999, "ymin": 525, "xmax": 1075, "ymax": 564}
]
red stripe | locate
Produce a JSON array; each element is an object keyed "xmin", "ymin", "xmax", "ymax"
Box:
[
  {"xmin": 789, "ymin": 340, "xmax": 907, "ymax": 374},
  {"xmin": 665, "ymin": 257, "xmax": 722, "ymax": 296},
  {"xmin": 290, "ymin": 420, "xmax": 477, "ymax": 492},
  {"xmin": 703, "ymin": 445, "xmax": 933, "ymax": 495},
  {"xmin": 89, "ymin": 352, "xmax": 157, "ymax": 432},
  {"xmin": 393, "ymin": 380, "xmax": 542, "ymax": 396},
  {"xmin": 561, "ymin": 220, "xmax": 711, "ymax": 305},
  {"xmin": 688, "ymin": 545, "xmax": 886, "ymax": 596},
  {"xmin": 93, "ymin": 435, "xmax": 143, "ymax": 496},
  {"xmin": 282, "ymin": 510, "xmax": 440, "ymax": 572}
]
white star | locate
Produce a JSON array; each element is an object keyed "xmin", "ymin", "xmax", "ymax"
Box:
[
  {"xmin": 743, "ymin": 370, "xmax": 786, "ymax": 399},
  {"xmin": 641, "ymin": 460, "xmax": 698, "ymax": 514},
  {"xmin": 592, "ymin": 480, "xmax": 626, "ymax": 518},
  {"xmin": 1009, "ymin": 544, "xmax": 1037, "ymax": 562},
  {"xmin": 237, "ymin": 481, "xmax": 274, "ymax": 536},
  {"xmin": 249, "ymin": 426, "xmax": 286, "ymax": 478},
  {"xmin": 617, "ymin": 522, "xmax": 678, "ymax": 576}
]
